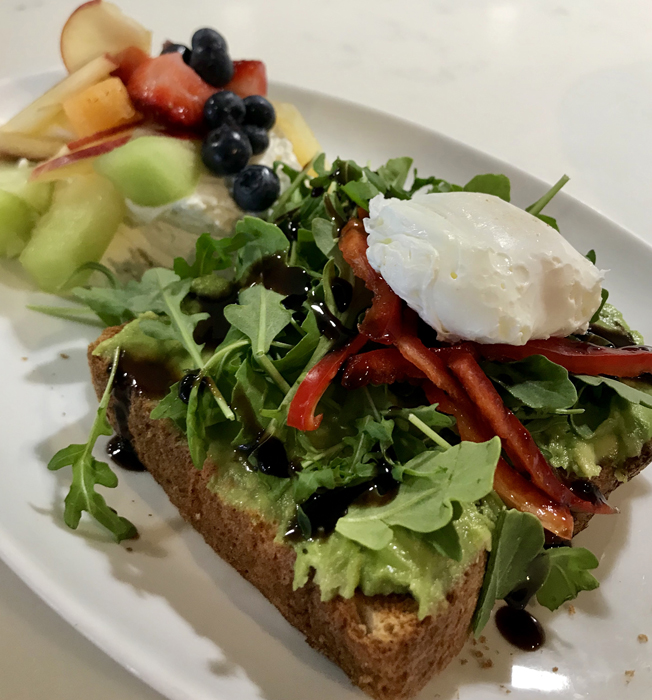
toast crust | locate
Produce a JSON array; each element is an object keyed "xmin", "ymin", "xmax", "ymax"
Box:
[{"xmin": 89, "ymin": 328, "xmax": 486, "ymax": 700}]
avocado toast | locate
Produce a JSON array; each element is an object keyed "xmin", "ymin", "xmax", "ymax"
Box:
[{"xmin": 63, "ymin": 155, "xmax": 652, "ymax": 698}]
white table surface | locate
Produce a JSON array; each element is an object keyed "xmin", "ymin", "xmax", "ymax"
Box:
[{"xmin": 1, "ymin": 1, "xmax": 652, "ymax": 698}]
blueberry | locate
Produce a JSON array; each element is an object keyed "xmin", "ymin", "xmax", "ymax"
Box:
[
  {"xmin": 203, "ymin": 91, "xmax": 245, "ymax": 129},
  {"xmin": 242, "ymin": 124, "xmax": 269, "ymax": 155},
  {"xmin": 243, "ymin": 95, "xmax": 276, "ymax": 130},
  {"xmin": 233, "ymin": 165, "xmax": 280, "ymax": 211},
  {"xmin": 161, "ymin": 41, "xmax": 192, "ymax": 64},
  {"xmin": 190, "ymin": 27, "xmax": 233, "ymax": 87},
  {"xmin": 202, "ymin": 125, "xmax": 252, "ymax": 176}
]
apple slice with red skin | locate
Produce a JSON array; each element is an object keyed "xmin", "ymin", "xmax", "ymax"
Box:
[
  {"xmin": 61, "ymin": 1, "xmax": 152, "ymax": 74},
  {"xmin": 31, "ymin": 133, "xmax": 132, "ymax": 182}
]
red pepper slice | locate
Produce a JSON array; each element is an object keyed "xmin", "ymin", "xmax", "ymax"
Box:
[
  {"xmin": 447, "ymin": 349, "xmax": 615, "ymax": 515},
  {"xmin": 338, "ymin": 219, "xmax": 403, "ymax": 344},
  {"xmin": 287, "ymin": 334, "xmax": 367, "ymax": 431},
  {"xmin": 477, "ymin": 337, "xmax": 652, "ymax": 378},
  {"xmin": 341, "ymin": 348, "xmax": 425, "ymax": 389},
  {"xmin": 424, "ymin": 384, "xmax": 575, "ymax": 539}
]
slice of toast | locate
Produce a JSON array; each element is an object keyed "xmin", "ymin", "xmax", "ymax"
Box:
[
  {"xmin": 88, "ymin": 327, "xmax": 652, "ymax": 698},
  {"xmin": 89, "ymin": 327, "xmax": 486, "ymax": 700}
]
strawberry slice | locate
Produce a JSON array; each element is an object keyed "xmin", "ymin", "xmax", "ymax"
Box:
[
  {"xmin": 127, "ymin": 53, "xmax": 215, "ymax": 128},
  {"xmin": 112, "ymin": 46, "xmax": 150, "ymax": 85},
  {"xmin": 224, "ymin": 60, "xmax": 267, "ymax": 98}
]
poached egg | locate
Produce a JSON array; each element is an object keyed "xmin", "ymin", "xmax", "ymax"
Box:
[{"xmin": 364, "ymin": 192, "xmax": 604, "ymax": 345}]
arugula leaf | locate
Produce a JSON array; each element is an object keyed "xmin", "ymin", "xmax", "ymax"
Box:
[
  {"xmin": 234, "ymin": 217, "xmax": 290, "ymax": 279},
  {"xmin": 312, "ymin": 218, "xmax": 338, "ymax": 257},
  {"xmin": 335, "ymin": 438, "xmax": 501, "ymax": 550},
  {"xmin": 377, "ymin": 157, "xmax": 413, "ymax": 190},
  {"xmin": 138, "ymin": 270, "xmax": 207, "ymax": 368},
  {"xmin": 575, "ymin": 375, "xmax": 652, "ymax": 409},
  {"xmin": 186, "ymin": 381, "xmax": 207, "ymax": 468},
  {"xmin": 590, "ymin": 288, "xmax": 609, "ymax": 324},
  {"xmin": 464, "ymin": 174, "xmax": 511, "ymax": 202},
  {"xmin": 473, "ymin": 509, "xmax": 544, "ymax": 634},
  {"xmin": 150, "ymin": 382, "xmax": 187, "ymax": 430},
  {"xmin": 536, "ymin": 547, "xmax": 599, "ymax": 611},
  {"xmin": 174, "ymin": 232, "xmax": 245, "ymax": 279},
  {"xmin": 48, "ymin": 347, "xmax": 137, "ymax": 542},
  {"xmin": 526, "ymin": 174, "xmax": 569, "ymax": 217},
  {"xmin": 341, "ymin": 180, "xmax": 381, "ymax": 210},
  {"xmin": 224, "ymin": 285, "xmax": 293, "ymax": 357},
  {"xmin": 482, "ymin": 355, "xmax": 578, "ymax": 411}
]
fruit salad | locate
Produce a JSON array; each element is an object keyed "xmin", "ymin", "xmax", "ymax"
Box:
[{"xmin": 0, "ymin": 1, "xmax": 319, "ymax": 290}]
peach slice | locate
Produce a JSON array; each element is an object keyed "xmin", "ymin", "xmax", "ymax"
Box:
[
  {"xmin": 61, "ymin": 1, "xmax": 152, "ymax": 74},
  {"xmin": 1, "ymin": 54, "xmax": 118, "ymax": 137}
]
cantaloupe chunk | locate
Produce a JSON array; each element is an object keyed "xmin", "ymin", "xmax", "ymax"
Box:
[
  {"xmin": 20, "ymin": 174, "xmax": 125, "ymax": 291},
  {"xmin": 272, "ymin": 102, "xmax": 322, "ymax": 168},
  {"xmin": 63, "ymin": 77, "xmax": 139, "ymax": 138}
]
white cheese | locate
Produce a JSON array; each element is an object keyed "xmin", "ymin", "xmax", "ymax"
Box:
[
  {"xmin": 104, "ymin": 130, "xmax": 300, "ymax": 279},
  {"xmin": 364, "ymin": 192, "xmax": 604, "ymax": 345}
]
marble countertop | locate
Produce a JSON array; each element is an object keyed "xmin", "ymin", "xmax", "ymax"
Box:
[{"xmin": 1, "ymin": 1, "xmax": 652, "ymax": 698}]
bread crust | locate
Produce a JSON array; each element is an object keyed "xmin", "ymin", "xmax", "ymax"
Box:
[{"xmin": 89, "ymin": 328, "xmax": 486, "ymax": 700}]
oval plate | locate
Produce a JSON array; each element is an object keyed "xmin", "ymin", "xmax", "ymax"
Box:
[{"xmin": 0, "ymin": 72, "xmax": 651, "ymax": 700}]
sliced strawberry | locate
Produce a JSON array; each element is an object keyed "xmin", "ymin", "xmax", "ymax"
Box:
[
  {"xmin": 224, "ymin": 60, "xmax": 267, "ymax": 98},
  {"xmin": 127, "ymin": 53, "xmax": 215, "ymax": 129},
  {"xmin": 112, "ymin": 46, "xmax": 151, "ymax": 85}
]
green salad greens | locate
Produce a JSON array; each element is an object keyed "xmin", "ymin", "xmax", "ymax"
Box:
[{"xmin": 37, "ymin": 154, "xmax": 652, "ymax": 633}]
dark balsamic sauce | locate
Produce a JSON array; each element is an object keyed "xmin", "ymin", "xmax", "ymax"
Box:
[
  {"xmin": 106, "ymin": 354, "xmax": 177, "ymax": 472},
  {"xmin": 286, "ymin": 461, "xmax": 399, "ymax": 540},
  {"xmin": 496, "ymin": 552, "xmax": 549, "ymax": 651},
  {"xmin": 568, "ymin": 479, "xmax": 607, "ymax": 508},
  {"xmin": 246, "ymin": 255, "xmax": 311, "ymax": 310},
  {"xmin": 495, "ymin": 606, "xmax": 545, "ymax": 651},
  {"xmin": 193, "ymin": 288, "xmax": 240, "ymax": 349},
  {"xmin": 310, "ymin": 302, "xmax": 354, "ymax": 344},
  {"xmin": 331, "ymin": 277, "xmax": 353, "ymax": 313}
]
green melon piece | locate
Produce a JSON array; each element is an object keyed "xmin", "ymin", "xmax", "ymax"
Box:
[
  {"xmin": 20, "ymin": 174, "xmax": 125, "ymax": 292},
  {"xmin": 0, "ymin": 190, "xmax": 38, "ymax": 258},
  {"xmin": 0, "ymin": 163, "xmax": 53, "ymax": 213},
  {"xmin": 94, "ymin": 135, "xmax": 201, "ymax": 207}
]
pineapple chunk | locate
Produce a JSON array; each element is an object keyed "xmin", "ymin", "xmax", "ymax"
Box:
[
  {"xmin": 63, "ymin": 77, "xmax": 139, "ymax": 138},
  {"xmin": 272, "ymin": 102, "xmax": 322, "ymax": 168}
]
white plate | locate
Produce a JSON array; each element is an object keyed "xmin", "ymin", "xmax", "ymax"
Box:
[{"xmin": 1, "ymin": 72, "xmax": 651, "ymax": 700}]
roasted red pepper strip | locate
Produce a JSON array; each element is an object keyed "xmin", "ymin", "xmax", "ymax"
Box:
[
  {"xmin": 424, "ymin": 384, "xmax": 575, "ymax": 539},
  {"xmin": 341, "ymin": 348, "xmax": 425, "ymax": 389},
  {"xmin": 338, "ymin": 219, "xmax": 402, "ymax": 344},
  {"xmin": 477, "ymin": 337, "xmax": 652, "ymax": 378},
  {"xmin": 447, "ymin": 349, "xmax": 615, "ymax": 515},
  {"xmin": 287, "ymin": 334, "xmax": 367, "ymax": 431}
]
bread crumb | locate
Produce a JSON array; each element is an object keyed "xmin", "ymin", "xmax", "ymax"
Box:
[
  {"xmin": 126, "ymin": 547, "xmax": 133, "ymax": 552},
  {"xmin": 471, "ymin": 638, "xmax": 477, "ymax": 645},
  {"xmin": 471, "ymin": 650, "xmax": 483, "ymax": 659},
  {"xmin": 625, "ymin": 670, "xmax": 635, "ymax": 684},
  {"xmin": 499, "ymin": 685, "xmax": 511, "ymax": 695},
  {"xmin": 552, "ymin": 667, "xmax": 558, "ymax": 673},
  {"xmin": 21, "ymin": 357, "xmax": 27, "ymax": 361},
  {"xmin": 60, "ymin": 353, "xmax": 69, "ymax": 359},
  {"xmin": 460, "ymin": 659, "xmax": 468, "ymax": 665},
  {"xmin": 479, "ymin": 635, "xmax": 487, "ymax": 643},
  {"xmin": 481, "ymin": 659, "xmax": 493, "ymax": 669},
  {"xmin": 568, "ymin": 604, "xmax": 576, "ymax": 616},
  {"xmin": 638, "ymin": 634, "xmax": 648, "ymax": 643}
]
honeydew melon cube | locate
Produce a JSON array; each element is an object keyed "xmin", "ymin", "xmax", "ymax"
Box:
[
  {"xmin": 0, "ymin": 190, "xmax": 37, "ymax": 257},
  {"xmin": 19, "ymin": 174, "xmax": 125, "ymax": 292},
  {"xmin": 94, "ymin": 135, "xmax": 201, "ymax": 207},
  {"xmin": 0, "ymin": 163, "xmax": 53, "ymax": 213}
]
